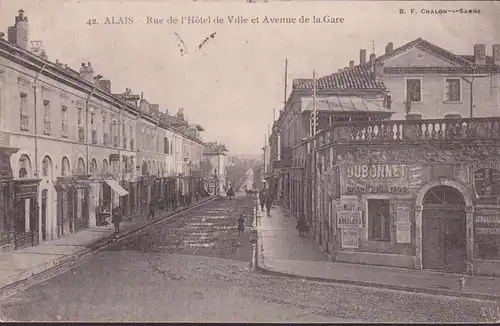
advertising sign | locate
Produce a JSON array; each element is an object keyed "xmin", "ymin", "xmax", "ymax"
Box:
[
  {"xmin": 396, "ymin": 223, "xmax": 411, "ymax": 243},
  {"xmin": 337, "ymin": 210, "xmax": 362, "ymax": 227},
  {"xmin": 341, "ymin": 226, "xmax": 359, "ymax": 249},
  {"xmin": 344, "ymin": 164, "xmax": 410, "ymax": 195}
]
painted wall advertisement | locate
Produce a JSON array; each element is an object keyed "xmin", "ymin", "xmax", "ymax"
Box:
[
  {"xmin": 474, "ymin": 201, "xmax": 500, "ymax": 235},
  {"xmin": 395, "ymin": 204, "xmax": 411, "ymax": 244},
  {"xmin": 337, "ymin": 196, "xmax": 361, "ymax": 248},
  {"xmin": 344, "ymin": 164, "xmax": 410, "ymax": 195}
]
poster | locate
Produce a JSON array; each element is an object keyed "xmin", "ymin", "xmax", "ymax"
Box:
[
  {"xmin": 396, "ymin": 223, "xmax": 411, "ymax": 243},
  {"xmin": 341, "ymin": 226, "xmax": 358, "ymax": 249}
]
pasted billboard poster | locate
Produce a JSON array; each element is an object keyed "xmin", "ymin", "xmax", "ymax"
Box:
[
  {"xmin": 341, "ymin": 226, "xmax": 359, "ymax": 249},
  {"xmin": 344, "ymin": 164, "xmax": 410, "ymax": 195}
]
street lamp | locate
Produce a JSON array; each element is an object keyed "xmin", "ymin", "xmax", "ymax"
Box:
[{"xmin": 213, "ymin": 168, "xmax": 218, "ymax": 196}]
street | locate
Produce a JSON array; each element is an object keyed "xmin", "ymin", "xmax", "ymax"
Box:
[{"xmin": 0, "ymin": 196, "xmax": 498, "ymax": 323}]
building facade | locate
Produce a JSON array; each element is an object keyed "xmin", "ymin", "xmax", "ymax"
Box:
[
  {"xmin": 203, "ymin": 142, "xmax": 229, "ymax": 195},
  {"xmin": 0, "ymin": 10, "xmax": 209, "ymax": 251},
  {"xmin": 270, "ymin": 38, "xmax": 500, "ymax": 277}
]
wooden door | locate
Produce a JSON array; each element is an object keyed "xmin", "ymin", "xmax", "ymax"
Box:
[
  {"xmin": 41, "ymin": 189, "xmax": 47, "ymax": 241},
  {"xmin": 422, "ymin": 213, "xmax": 444, "ymax": 270}
]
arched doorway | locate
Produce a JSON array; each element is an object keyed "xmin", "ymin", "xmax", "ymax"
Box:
[{"xmin": 422, "ymin": 185, "xmax": 467, "ymax": 273}]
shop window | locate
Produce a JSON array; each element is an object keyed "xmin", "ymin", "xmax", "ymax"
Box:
[{"xmin": 368, "ymin": 199, "xmax": 391, "ymax": 241}]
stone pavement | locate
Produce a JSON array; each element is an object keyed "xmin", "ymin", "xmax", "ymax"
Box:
[
  {"xmin": 0, "ymin": 196, "xmax": 217, "ymax": 292},
  {"xmin": 256, "ymin": 205, "xmax": 500, "ymax": 302}
]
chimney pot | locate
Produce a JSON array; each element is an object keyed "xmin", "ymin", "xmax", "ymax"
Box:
[
  {"xmin": 349, "ymin": 60, "xmax": 354, "ymax": 68},
  {"xmin": 360, "ymin": 49, "xmax": 367, "ymax": 66},
  {"xmin": 87, "ymin": 62, "xmax": 92, "ymax": 67},
  {"xmin": 385, "ymin": 42, "xmax": 394, "ymax": 54},
  {"xmin": 493, "ymin": 44, "xmax": 500, "ymax": 65},
  {"xmin": 369, "ymin": 53, "xmax": 376, "ymax": 66},
  {"xmin": 474, "ymin": 44, "xmax": 486, "ymax": 65}
]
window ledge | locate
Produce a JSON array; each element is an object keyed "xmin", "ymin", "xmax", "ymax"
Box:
[{"xmin": 443, "ymin": 101, "xmax": 463, "ymax": 104}]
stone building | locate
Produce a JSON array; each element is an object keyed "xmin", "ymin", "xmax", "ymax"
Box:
[
  {"xmin": 0, "ymin": 9, "xmax": 208, "ymax": 250},
  {"xmin": 269, "ymin": 38, "xmax": 500, "ymax": 277},
  {"xmin": 203, "ymin": 142, "xmax": 229, "ymax": 195}
]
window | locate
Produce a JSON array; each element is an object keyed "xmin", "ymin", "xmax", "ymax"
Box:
[
  {"xmin": 111, "ymin": 114, "xmax": 118, "ymax": 147},
  {"xmin": 91, "ymin": 112, "xmax": 97, "ymax": 144},
  {"xmin": 61, "ymin": 105, "xmax": 68, "ymax": 137},
  {"xmin": 164, "ymin": 137, "xmax": 170, "ymax": 154},
  {"xmin": 42, "ymin": 156, "xmax": 50, "ymax": 177},
  {"xmin": 406, "ymin": 79, "xmax": 421, "ymax": 102},
  {"xmin": 129, "ymin": 125, "xmax": 134, "ymax": 150},
  {"xmin": 78, "ymin": 108, "xmax": 84, "ymax": 142},
  {"xmin": 368, "ymin": 199, "xmax": 391, "ymax": 241},
  {"xmin": 123, "ymin": 121, "xmax": 127, "ymax": 149},
  {"xmin": 43, "ymin": 100, "xmax": 50, "ymax": 134},
  {"xmin": 445, "ymin": 78, "xmax": 461, "ymax": 102},
  {"xmin": 20, "ymin": 93, "xmax": 29, "ymax": 130},
  {"xmin": 103, "ymin": 114, "xmax": 109, "ymax": 145}
]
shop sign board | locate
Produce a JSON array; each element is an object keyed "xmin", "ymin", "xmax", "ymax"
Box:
[
  {"xmin": 344, "ymin": 164, "xmax": 410, "ymax": 195},
  {"xmin": 396, "ymin": 223, "xmax": 411, "ymax": 243},
  {"xmin": 337, "ymin": 210, "xmax": 362, "ymax": 227},
  {"xmin": 341, "ymin": 226, "xmax": 358, "ymax": 249},
  {"xmin": 477, "ymin": 228, "xmax": 500, "ymax": 235}
]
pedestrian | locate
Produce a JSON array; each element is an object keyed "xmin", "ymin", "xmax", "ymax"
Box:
[
  {"xmin": 147, "ymin": 201, "xmax": 155, "ymax": 221},
  {"xmin": 296, "ymin": 215, "xmax": 308, "ymax": 236},
  {"xmin": 259, "ymin": 189, "xmax": 265, "ymax": 211},
  {"xmin": 237, "ymin": 214, "xmax": 245, "ymax": 235},
  {"xmin": 112, "ymin": 207, "xmax": 122, "ymax": 234},
  {"xmin": 265, "ymin": 190, "xmax": 273, "ymax": 217}
]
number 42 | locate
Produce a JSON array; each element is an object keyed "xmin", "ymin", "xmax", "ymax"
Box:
[{"xmin": 87, "ymin": 19, "xmax": 98, "ymax": 26}]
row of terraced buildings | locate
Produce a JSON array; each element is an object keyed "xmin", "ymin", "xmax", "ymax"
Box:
[{"xmin": 0, "ymin": 10, "xmax": 229, "ymax": 252}]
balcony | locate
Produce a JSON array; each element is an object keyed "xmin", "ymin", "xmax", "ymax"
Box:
[{"xmin": 315, "ymin": 117, "xmax": 500, "ymax": 147}]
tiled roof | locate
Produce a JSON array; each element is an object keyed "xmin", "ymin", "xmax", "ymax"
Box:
[
  {"xmin": 292, "ymin": 66, "xmax": 385, "ymax": 90},
  {"xmin": 384, "ymin": 66, "xmax": 500, "ymax": 74},
  {"xmin": 458, "ymin": 55, "xmax": 497, "ymax": 66},
  {"xmin": 376, "ymin": 38, "xmax": 474, "ymax": 67}
]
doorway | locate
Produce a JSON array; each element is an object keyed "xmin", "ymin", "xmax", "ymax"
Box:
[
  {"xmin": 422, "ymin": 186, "xmax": 467, "ymax": 273},
  {"xmin": 41, "ymin": 189, "xmax": 47, "ymax": 241}
]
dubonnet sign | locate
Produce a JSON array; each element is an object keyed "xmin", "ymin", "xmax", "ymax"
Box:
[{"xmin": 344, "ymin": 164, "xmax": 410, "ymax": 194}]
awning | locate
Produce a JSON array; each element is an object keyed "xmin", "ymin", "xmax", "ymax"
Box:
[{"xmin": 105, "ymin": 179, "xmax": 129, "ymax": 196}]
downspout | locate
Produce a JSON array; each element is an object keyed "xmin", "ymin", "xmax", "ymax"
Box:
[
  {"xmin": 86, "ymin": 86, "xmax": 98, "ymax": 175},
  {"xmin": 33, "ymin": 64, "xmax": 47, "ymax": 177}
]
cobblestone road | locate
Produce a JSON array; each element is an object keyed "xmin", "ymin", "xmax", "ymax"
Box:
[{"xmin": 0, "ymin": 197, "xmax": 498, "ymax": 323}]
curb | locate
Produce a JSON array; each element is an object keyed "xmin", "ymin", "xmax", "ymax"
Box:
[
  {"xmin": 0, "ymin": 196, "xmax": 218, "ymax": 297},
  {"xmin": 253, "ymin": 230, "xmax": 500, "ymax": 303}
]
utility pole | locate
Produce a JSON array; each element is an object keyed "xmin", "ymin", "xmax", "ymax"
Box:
[
  {"xmin": 371, "ymin": 40, "xmax": 375, "ymax": 54},
  {"xmin": 284, "ymin": 58, "xmax": 288, "ymax": 105},
  {"xmin": 312, "ymin": 70, "xmax": 317, "ymax": 137}
]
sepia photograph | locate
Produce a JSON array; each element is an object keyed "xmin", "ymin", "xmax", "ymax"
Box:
[{"xmin": 0, "ymin": 0, "xmax": 499, "ymax": 322}]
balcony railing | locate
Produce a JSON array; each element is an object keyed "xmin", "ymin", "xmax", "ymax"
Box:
[{"xmin": 315, "ymin": 117, "xmax": 500, "ymax": 147}]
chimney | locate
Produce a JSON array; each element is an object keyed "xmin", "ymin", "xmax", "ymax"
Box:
[
  {"xmin": 98, "ymin": 79, "xmax": 112, "ymax": 93},
  {"xmin": 360, "ymin": 49, "xmax": 366, "ymax": 66},
  {"xmin": 493, "ymin": 44, "xmax": 500, "ymax": 65},
  {"xmin": 79, "ymin": 61, "xmax": 94, "ymax": 82},
  {"xmin": 349, "ymin": 60, "xmax": 354, "ymax": 68},
  {"xmin": 474, "ymin": 44, "xmax": 486, "ymax": 65},
  {"xmin": 39, "ymin": 50, "xmax": 48, "ymax": 61},
  {"xmin": 7, "ymin": 9, "xmax": 29, "ymax": 49},
  {"xmin": 374, "ymin": 61, "xmax": 384, "ymax": 82},
  {"xmin": 369, "ymin": 53, "xmax": 376, "ymax": 67},
  {"xmin": 385, "ymin": 42, "xmax": 393, "ymax": 54}
]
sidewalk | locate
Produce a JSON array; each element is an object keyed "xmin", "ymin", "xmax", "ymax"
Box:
[
  {"xmin": 0, "ymin": 196, "xmax": 217, "ymax": 293},
  {"xmin": 255, "ymin": 206, "xmax": 500, "ymax": 302}
]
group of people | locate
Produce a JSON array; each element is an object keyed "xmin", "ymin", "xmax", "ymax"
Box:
[{"xmin": 258, "ymin": 188, "xmax": 275, "ymax": 217}]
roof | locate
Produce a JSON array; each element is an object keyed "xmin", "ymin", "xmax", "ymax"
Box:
[
  {"xmin": 301, "ymin": 96, "xmax": 392, "ymax": 114},
  {"xmin": 376, "ymin": 38, "xmax": 474, "ymax": 67},
  {"xmin": 293, "ymin": 66, "xmax": 385, "ymax": 91}
]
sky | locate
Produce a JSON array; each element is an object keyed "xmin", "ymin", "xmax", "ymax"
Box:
[{"xmin": 0, "ymin": 0, "xmax": 498, "ymax": 156}]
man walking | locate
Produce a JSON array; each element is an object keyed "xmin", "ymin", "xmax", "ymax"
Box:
[
  {"xmin": 259, "ymin": 189, "xmax": 265, "ymax": 211},
  {"xmin": 147, "ymin": 201, "xmax": 155, "ymax": 221},
  {"xmin": 237, "ymin": 213, "xmax": 245, "ymax": 235},
  {"xmin": 265, "ymin": 190, "xmax": 273, "ymax": 217}
]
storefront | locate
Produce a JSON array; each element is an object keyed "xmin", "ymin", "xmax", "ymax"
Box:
[
  {"xmin": 13, "ymin": 178, "xmax": 41, "ymax": 249},
  {"xmin": 55, "ymin": 176, "xmax": 90, "ymax": 235},
  {"xmin": 0, "ymin": 147, "xmax": 17, "ymax": 250}
]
